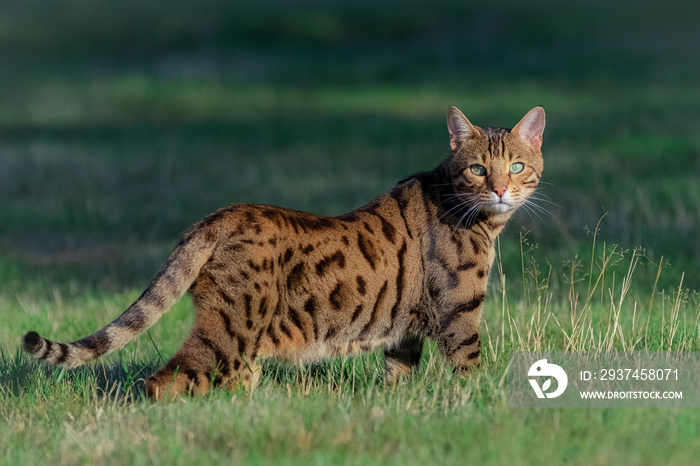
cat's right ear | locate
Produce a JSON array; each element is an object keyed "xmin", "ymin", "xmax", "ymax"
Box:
[{"xmin": 447, "ymin": 106, "xmax": 478, "ymax": 151}]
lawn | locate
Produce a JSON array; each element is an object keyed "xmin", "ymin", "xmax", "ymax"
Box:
[{"xmin": 2, "ymin": 0, "xmax": 700, "ymax": 464}]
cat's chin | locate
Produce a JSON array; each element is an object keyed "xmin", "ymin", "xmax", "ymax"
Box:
[{"xmin": 484, "ymin": 202, "xmax": 514, "ymax": 215}]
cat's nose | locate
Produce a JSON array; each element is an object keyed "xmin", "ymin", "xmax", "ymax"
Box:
[{"xmin": 493, "ymin": 186, "xmax": 507, "ymax": 197}]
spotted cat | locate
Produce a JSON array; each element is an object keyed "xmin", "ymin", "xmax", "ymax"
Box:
[{"xmin": 23, "ymin": 106, "xmax": 546, "ymax": 399}]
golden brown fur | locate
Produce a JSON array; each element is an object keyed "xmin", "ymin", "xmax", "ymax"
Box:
[{"xmin": 23, "ymin": 106, "xmax": 546, "ymax": 399}]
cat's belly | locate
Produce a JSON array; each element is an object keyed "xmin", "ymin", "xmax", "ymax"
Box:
[{"xmin": 263, "ymin": 334, "xmax": 403, "ymax": 364}]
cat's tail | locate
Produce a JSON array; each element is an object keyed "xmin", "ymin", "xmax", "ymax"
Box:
[{"xmin": 22, "ymin": 217, "xmax": 222, "ymax": 368}]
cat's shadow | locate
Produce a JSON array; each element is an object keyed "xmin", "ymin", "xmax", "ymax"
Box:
[
  {"xmin": 4, "ymin": 351, "xmax": 386, "ymax": 403},
  {"xmin": 1, "ymin": 352, "xmax": 161, "ymax": 402}
]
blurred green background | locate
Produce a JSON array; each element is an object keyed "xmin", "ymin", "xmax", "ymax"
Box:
[
  {"xmin": 2, "ymin": 2, "xmax": 700, "ymax": 463},
  {"xmin": 1, "ymin": 0, "xmax": 699, "ymax": 297}
]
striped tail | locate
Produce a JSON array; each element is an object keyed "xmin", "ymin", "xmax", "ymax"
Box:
[{"xmin": 22, "ymin": 223, "xmax": 219, "ymax": 368}]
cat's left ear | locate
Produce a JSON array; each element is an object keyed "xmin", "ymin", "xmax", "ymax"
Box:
[{"xmin": 512, "ymin": 106, "xmax": 546, "ymax": 151}]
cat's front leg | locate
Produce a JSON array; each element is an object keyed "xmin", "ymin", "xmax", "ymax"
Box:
[
  {"xmin": 384, "ymin": 333, "xmax": 424, "ymax": 382},
  {"xmin": 435, "ymin": 295, "xmax": 484, "ymax": 372}
]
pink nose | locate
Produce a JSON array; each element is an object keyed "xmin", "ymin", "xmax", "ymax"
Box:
[{"xmin": 494, "ymin": 186, "xmax": 507, "ymax": 197}]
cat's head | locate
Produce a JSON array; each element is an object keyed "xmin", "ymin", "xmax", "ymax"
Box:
[{"xmin": 445, "ymin": 106, "xmax": 545, "ymax": 219}]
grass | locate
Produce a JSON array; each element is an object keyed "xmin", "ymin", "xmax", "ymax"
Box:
[
  {"xmin": 2, "ymin": 0, "xmax": 700, "ymax": 464},
  {"xmin": 3, "ymin": 231, "xmax": 700, "ymax": 464}
]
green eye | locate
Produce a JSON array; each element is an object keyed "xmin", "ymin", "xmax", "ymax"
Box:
[
  {"xmin": 470, "ymin": 165, "xmax": 486, "ymax": 176},
  {"xmin": 509, "ymin": 162, "xmax": 524, "ymax": 174}
]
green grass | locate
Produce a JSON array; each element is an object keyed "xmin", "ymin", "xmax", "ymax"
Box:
[
  {"xmin": 2, "ymin": 0, "xmax": 700, "ymax": 464},
  {"xmin": 3, "ymin": 241, "xmax": 700, "ymax": 464}
]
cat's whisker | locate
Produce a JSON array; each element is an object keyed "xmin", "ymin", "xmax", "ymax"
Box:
[
  {"xmin": 442, "ymin": 202, "xmax": 476, "ymax": 225},
  {"xmin": 469, "ymin": 204, "xmax": 484, "ymax": 226},
  {"xmin": 439, "ymin": 203, "xmax": 468, "ymax": 222},
  {"xmin": 530, "ymin": 201, "xmax": 562, "ymax": 212},
  {"xmin": 520, "ymin": 203, "xmax": 537, "ymax": 223},
  {"xmin": 528, "ymin": 201, "xmax": 561, "ymax": 215},
  {"xmin": 455, "ymin": 203, "xmax": 482, "ymax": 231},
  {"xmin": 525, "ymin": 197, "xmax": 558, "ymax": 215},
  {"xmin": 441, "ymin": 191, "xmax": 481, "ymax": 200},
  {"xmin": 439, "ymin": 196, "xmax": 480, "ymax": 222},
  {"xmin": 454, "ymin": 210, "xmax": 472, "ymax": 231},
  {"xmin": 522, "ymin": 199, "xmax": 559, "ymax": 222},
  {"xmin": 442, "ymin": 196, "xmax": 479, "ymax": 202},
  {"xmin": 440, "ymin": 191, "xmax": 479, "ymax": 196},
  {"xmin": 465, "ymin": 206, "xmax": 482, "ymax": 229},
  {"xmin": 522, "ymin": 203, "xmax": 546, "ymax": 223},
  {"xmin": 517, "ymin": 201, "xmax": 545, "ymax": 224},
  {"xmin": 530, "ymin": 189, "xmax": 554, "ymax": 198},
  {"xmin": 527, "ymin": 193, "xmax": 563, "ymax": 209},
  {"xmin": 440, "ymin": 193, "xmax": 480, "ymax": 204}
]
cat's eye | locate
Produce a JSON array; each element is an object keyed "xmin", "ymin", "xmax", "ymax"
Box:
[
  {"xmin": 509, "ymin": 162, "xmax": 524, "ymax": 174},
  {"xmin": 470, "ymin": 165, "xmax": 486, "ymax": 176}
]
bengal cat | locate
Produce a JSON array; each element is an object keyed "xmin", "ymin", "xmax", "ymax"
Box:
[{"xmin": 23, "ymin": 106, "xmax": 546, "ymax": 399}]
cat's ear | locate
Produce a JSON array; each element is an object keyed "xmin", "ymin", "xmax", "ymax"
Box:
[
  {"xmin": 512, "ymin": 106, "xmax": 546, "ymax": 150},
  {"xmin": 447, "ymin": 106, "xmax": 478, "ymax": 151}
]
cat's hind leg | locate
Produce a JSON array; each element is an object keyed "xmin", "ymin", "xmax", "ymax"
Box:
[
  {"xmin": 146, "ymin": 293, "xmax": 273, "ymax": 399},
  {"xmin": 384, "ymin": 333, "xmax": 424, "ymax": 383},
  {"xmin": 145, "ymin": 326, "xmax": 265, "ymax": 400},
  {"xmin": 145, "ymin": 331, "xmax": 217, "ymax": 400}
]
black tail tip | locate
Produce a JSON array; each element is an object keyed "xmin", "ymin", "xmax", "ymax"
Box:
[{"xmin": 23, "ymin": 331, "xmax": 42, "ymax": 353}]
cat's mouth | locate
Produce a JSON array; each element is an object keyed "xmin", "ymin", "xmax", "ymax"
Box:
[{"xmin": 484, "ymin": 193, "xmax": 516, "ymax": 214}]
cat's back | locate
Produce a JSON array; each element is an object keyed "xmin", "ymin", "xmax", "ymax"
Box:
[{"xmin": 188, "ymin": 183, "xmax": 428, "ymax": 357}]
